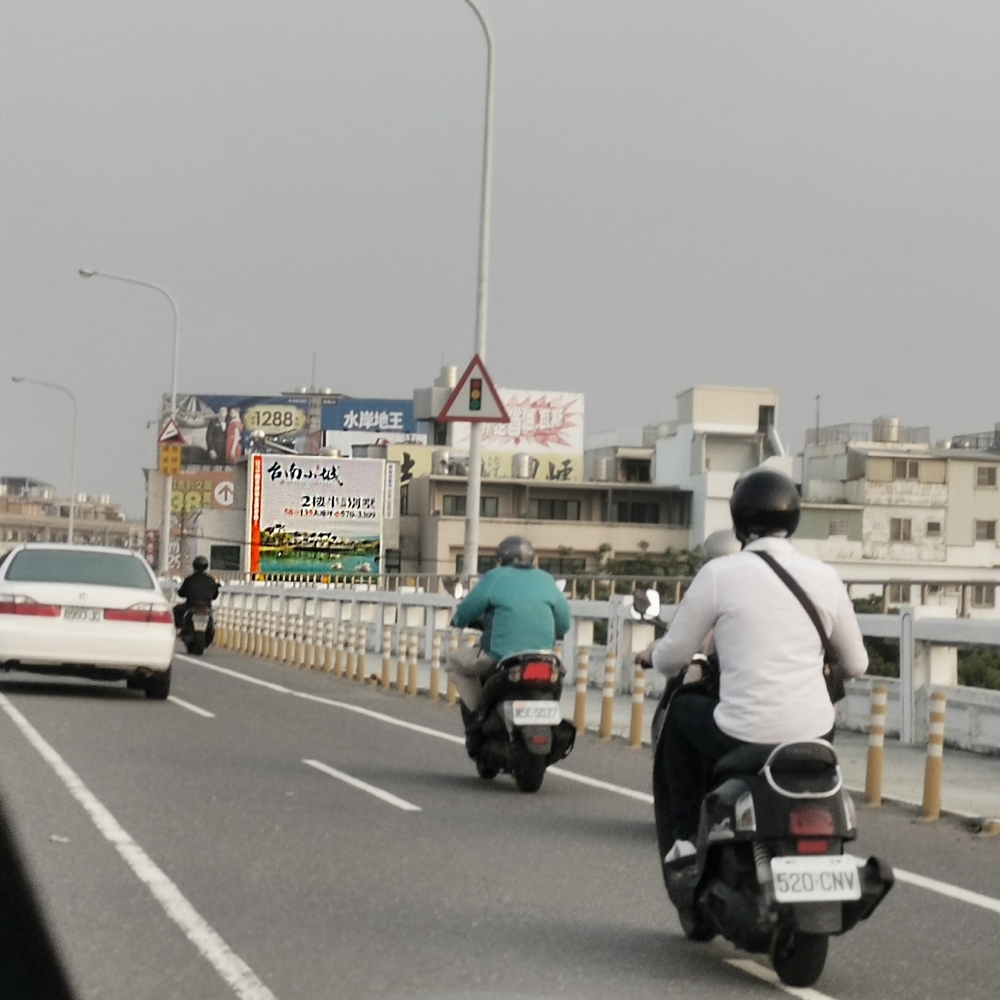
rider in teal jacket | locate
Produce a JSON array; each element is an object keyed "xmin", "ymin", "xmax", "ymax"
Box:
[{"xmin": 452, "ymin": 543, "xmax": 571, "ymax": 661}]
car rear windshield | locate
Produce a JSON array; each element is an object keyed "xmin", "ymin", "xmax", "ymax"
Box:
[{"xmin": 5, "ymin": 550, "xmax": 156, "ymax": 590}]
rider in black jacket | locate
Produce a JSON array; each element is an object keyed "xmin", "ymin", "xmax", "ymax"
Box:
[{"xmin": 173, "ymin": 556, "xmax": 220, "ymax": 629}]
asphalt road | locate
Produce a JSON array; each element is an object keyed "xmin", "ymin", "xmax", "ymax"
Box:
[{"xmin": 1, "ymin": 649, "xmax": 998, "ymax": 1000}]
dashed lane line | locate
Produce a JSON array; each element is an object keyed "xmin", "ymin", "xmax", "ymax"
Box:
[
  {"xmin": 303, "ymin": 759, "xmax": 422, "ymax": 811},
  {"xmin": 181, "ymin": 655, "xmax": 1000, "ymax": 918},
  {"xmin": 0, "ymin": 692, "xmax": 278, "ymax": 1000},
  {"xmin": 167, "ymin": 695, "xmax": 215, "ymax": 718}
]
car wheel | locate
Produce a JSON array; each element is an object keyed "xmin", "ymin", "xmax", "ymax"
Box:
[{"xmin": 145, "ymin": 668, "xmax": 171, "ymax": 700}]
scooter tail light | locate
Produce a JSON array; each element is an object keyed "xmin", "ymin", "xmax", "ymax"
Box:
[
  {"xmin": 796, "ymin": 839, "xmax": 830, "ymax": 855},
  {"xmin": 506, "ymin": 666, "xmax": 522, "ymax": 683},
  {"xmin": 789, "ymin": 806, "xmax": 835, "ymax": 836},
  {"xmin": 0, "ymin": 596, "xmax": 61, "ymax": 617},
  {"xmin": 522, "ymin": 661, "xmax": 554, "ymax": 682},
  {"xmin": 734, "ymin": 791, "xmax": 757, "ymax": 832}
]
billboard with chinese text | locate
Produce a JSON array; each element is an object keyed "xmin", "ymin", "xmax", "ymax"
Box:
[
  {"xmin": 320, "ymin": 398, "xmax": 418, "ymax": 434},
  {"xmin": 247, "ymin": 456, "xmax": 384, "ymax": 577},
  {"xmin": 171, "ymin": 471, "xmax": 236, "ymax": 513},
  {"xmin": 387, "ymin": 444, "xmax": 583, "ymax": 485}
]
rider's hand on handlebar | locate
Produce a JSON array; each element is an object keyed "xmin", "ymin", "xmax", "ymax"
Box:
[{"xmin": 634, "ymin": 639, "xmax": 658, "ymax": 669}]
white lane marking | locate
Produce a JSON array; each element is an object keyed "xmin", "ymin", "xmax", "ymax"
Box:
[
  {"xmin": 0, "ymin": 693, "xmax": 278, "ymax": 1000},
  {"xmin": 549, "ymin": 766, "xmax": 654, "ymax": 803},
  {"xmin": 182, "ymin": 657, "xmax": 1000, "ymax": 918},
  {"xmin": 168, "ymin": 695, "xmax": 215, "ymax": 718},
  {"xmin": 303, "ymin": 759, "xmax": 422, "ymax": 812},
  {"xmin": 727, "ymin": 958, "xmax": 839, "ymax": 1000},
  {"xmin": 847, "ymin": 854, "xmax": 1000, "ymax": 916}
]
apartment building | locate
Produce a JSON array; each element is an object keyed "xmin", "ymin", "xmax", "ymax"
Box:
[
  {"xmin": 798, "ymin": 420, "xmax": 1000, "ymax": 614},
  {"xmin": 0, "ymin": 477, "xmax": 143, "ymax": 555},
  {"xmin": 398, "ymin": 474, "xmax": 692, "ymax": 575}
]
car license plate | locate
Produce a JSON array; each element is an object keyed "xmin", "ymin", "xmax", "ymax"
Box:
[
  {"xmin": 63, "ymin": 606, "xmax": 102, "ymax": 623},
  {"xmin": 770, "ymin": 855, "xmax": 862, "ymax": 903},
  {"xmin": 511, "ymin": 701, "xmax": 561, "ymax": 726},
  {"xmin": 191, "ymin": 614, "xmax": 210, "ymax": 632}
]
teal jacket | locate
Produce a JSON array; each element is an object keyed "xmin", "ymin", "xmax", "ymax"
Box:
[{"xmin": 452, "ymin": 566, "xmax": 572, "ymax": 662}]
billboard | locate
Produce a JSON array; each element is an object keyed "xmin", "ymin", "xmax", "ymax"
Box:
[
  {"xmin": 320, "ymin": 398, "xmax": 419, "ymax": 434},
  {"xmin": 171, "ymin": 471, "xmax": 236, "ymax": 513},
  {"xmin": 387, "ymin": 444, "xmax": 583, "ymax": 484},
  {"xmin": 450, "ymin": 390, "xmax": 583, "ymax": 455},
  {"xmin": 247, "ymin": 456, "xmax": 384, "ymax": 577}
]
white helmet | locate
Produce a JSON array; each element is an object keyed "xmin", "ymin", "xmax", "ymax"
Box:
[{"xmin": 702, "ymin": 528, "xmax": 741, "ymax": 560}]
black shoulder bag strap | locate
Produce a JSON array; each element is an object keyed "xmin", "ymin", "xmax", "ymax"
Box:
[{"xmin": 752, "ymin": 550, "xmax": 846, "ymax": 704}]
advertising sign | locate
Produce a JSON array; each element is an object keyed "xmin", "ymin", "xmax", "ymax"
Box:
[
  {"xmin": 171, "ymin": 472, "xmax": 236, "ymax": 514},
  {"xmin": 450, "ymin": 390, "xmax": 584, "ymax": 454},
  {"xmin": 386, "ymin": 444, "xmax": 583, "ymax": 484},
  {"xmin": 320, "ymin": 398, "xmax": 418, "ymax": 434},
  {"xmin": 247, "ymin": 456, "xmax": 384, "ymax": 577}
]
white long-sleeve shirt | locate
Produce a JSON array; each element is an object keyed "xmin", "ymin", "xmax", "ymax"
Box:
[{"xmin": 651, "ymin": 536, "xmax": 868, "ymax": 744}]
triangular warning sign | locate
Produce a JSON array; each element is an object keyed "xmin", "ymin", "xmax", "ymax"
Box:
[
  {"xmin": 437, "ymin": 355, "xmax": 510, "ymax": 423},
  {"xmin": 157, "ymin": 417, "xmax": 185, "ymax": 444}
]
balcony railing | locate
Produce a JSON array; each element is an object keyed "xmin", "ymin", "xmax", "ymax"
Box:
[
  {"xmin": 806, "ymin": 423, "xmax": 930, "ymax": 446},
  {"xmin": 951, "ymin": 432, "xmax": 1000, "ymax": 453}
]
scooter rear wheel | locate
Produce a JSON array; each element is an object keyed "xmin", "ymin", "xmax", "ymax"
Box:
[
  {"xmin": 186, "ymin": 633, "xmax": 206, "ymax": 656},
  {"xmin": 770, "ymin": 928, "xmax": 828, "ymax": 988},
  {"xmin": 475, "ymin": 757, "xmax": 498, "ymax": 781},
  {"xmin": 514, "ymin": 754, "xmax": 546, "ymax": 793},
  {"xmin": 677, "ymin": 906, "xmax": 716, "ymax": 942}
]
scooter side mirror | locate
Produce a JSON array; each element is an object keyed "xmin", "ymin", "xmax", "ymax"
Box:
[
  {"xmin": 554, "ymin": 578, "xmax": 567, "ymax": 593},
  {"xmin": 453, "ymin": 582, "xmax": 465, "ymax": 601},
  {"xmin": 642, "ymin": 588, "xmax": 661, "ymax": 621}
]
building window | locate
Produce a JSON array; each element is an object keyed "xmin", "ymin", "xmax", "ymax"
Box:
[
  {"xmin": 615, "ymin": 501, "xmax": 660, "ymax": 524},
  {"xmin": 442, "ymin": 495, "xmax": 498, "ymax": 517},
  {"xmin": 399, "ymin": 484, "xmax": 409, "ymax": 516},
  {"xmin": 889, "ymin": 518, "xmax": 912, "ymax": 542},
  {"xmin": 455, "ymin": 553, "xmax": 498, "ymax": 575},
  {"xmin": 926, "ymin": 521, "xmax": 942, "ymax": 536},
  {"xmin": 382, "ymin": 548, "xmax": 401, "ymax": 573},
  {"xmin": 886, "ymin": 582, "xmax": 910, "ymax": 604},
  {"xmin": 975, "ymin": 520, "xmax": 997, "ymax": 542},
  {"xmin": 977, "ymin": 466, "xmax": 997, "ymax": 488},
  {"xmin": 829, "ymin": 520, "xmax": 849, "ymax": 536},
  {"xmin": 758, "ymin": 405, "xmax": 775, "ymax": 432},
  {"xmin": 528, "ymin": 499, "xmax": 581, "ymax": 521},
  {"xmin": 972, "ymin": 584, "xmax": 996, "ymax": 608},
  {"xmin": 620, "ymin": 459, "xmax": 651, "ymax": 483},
  {"xmin": 210, "ymin": 545, "xmax": 241, "ymax": 571},
  {"xmin": 538, "ymin": 556, "xmax": 587, "ymax": 575},
  {"xmin": 893, "ymin": 459, "xmax": 919, "ymax": 481}
]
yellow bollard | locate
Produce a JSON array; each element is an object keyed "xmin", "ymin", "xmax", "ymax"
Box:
[
  {"xmin": 295, "ymin": 616, "xmax": 306, "ymax": 667},
  {"xmin": 446, "ymin": 631, "xmax": 459, "ymax": 705},
  {"xmin": 629, "ymin": 666, "xmax": 645, "ymax": 748},
  {"xmin": 598, "ymin": 647, "xmax": 617, "ymax": 740},
  {"xmin": 304, "ymin": 614, "xmax": 316, "ymax": 669},
  {"xmin": 429, "ymin": 632, "xmax": 442, "ymax": 701},
  {"xmin": 286, "ymin": 617, "xmax": 300, "ymax": 665},
  {"xmin": 274, "ymin": 615, "xmax": 286, "ymax": 663},
  {"xmin": 406, "ymin": 630, "xmax": 419, "ymax": 695},
  {"xmin": 574, "ymin": 647, "xmax": 590, "ymax": 733},
  {"xmin": 334, "ymin": 621, "xmax": 346, "ymax": 677},
  {"xmin": 381, "ymin": 625, "xmax": 393, "ymax": 688},
  {"xmin": 395, "ymin": 630, "xmax": 408, "ymax": 693},
  {"xmin": 921, "ymin": 691, "xmax": 947, "ymax": 820},
  {"xmin": 322, "ymin": 619, "xmax": 334, "ymax": 671},
  {"xmin": 356, "ymin": 623, "xmax": 368, "ymax": 681},
  {"xmin": 345, "ymin": 623, "xmax": 357, "ymax": 680},
  {"xmin": 864, "ymin": 684, "xmax": 888, "ymax": 807}
]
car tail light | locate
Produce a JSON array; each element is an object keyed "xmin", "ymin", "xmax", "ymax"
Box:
[
  {"xmin": 522, "ymin": 661, "xmax": 558, "ymax": 683},
  {"xmin": 104, "ymin": 604, "xmax": 173, "ymax": 624},
  {"xmin": 796, "ymin": 839, "xmax": 830, "ymax": 855},
  {"xmin": 0, "ymin": 596, "xmax": 60, "ymax": 617},
  {"xmin": 789, "ymin": 806, "xmax": 835, "ymax": 836}
]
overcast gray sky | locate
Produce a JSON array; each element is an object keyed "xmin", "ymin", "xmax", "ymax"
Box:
[{"xmin": 3, "ymin": 1, "xmax": 999, "ymax": 516}]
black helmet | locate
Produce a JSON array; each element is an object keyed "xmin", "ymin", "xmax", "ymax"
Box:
[
  {"xmin": 730, "ymin": 469, "xmax": 801, "ymax": 543},
  {"xmin": 496, "ymin": 535, "xmax": 535, "ymax": 568},
  {"xmin": 192, "ymin": 556, "xmax": 209, "ymax": 572}
]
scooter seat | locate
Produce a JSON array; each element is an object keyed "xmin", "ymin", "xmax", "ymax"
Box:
[{"xmin": 712, "ymin": 744, "xmax": 777, "ymax": 779}]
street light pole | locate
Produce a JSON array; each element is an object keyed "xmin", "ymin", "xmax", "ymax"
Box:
[
  {"xmin": 79, "ymin": 268, "xmax": 180, "ymax": 576},
  {"xmin": 459, "ymin": 0, "xmax": 495, "ymax": 581},
  {"xmin": 12, "ymin": 377, "xmax": 79, "ymax": 543}
]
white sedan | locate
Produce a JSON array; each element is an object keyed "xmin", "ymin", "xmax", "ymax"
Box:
[{"xmin": 0, "ymin": 544, "xmax": 175, "ymax": 699}]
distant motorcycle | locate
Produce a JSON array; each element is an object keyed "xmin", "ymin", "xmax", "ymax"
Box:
[
  {"xmin": 179, "ymin": 605, "xmax": 214, "ymax": 656},
  {"xmin": 632, "ymin": 588, "xmax": 894, "ymax": 987},
  {"xmin": 468, "ymin": 650, "xmax": 576, "ymax": 793}
]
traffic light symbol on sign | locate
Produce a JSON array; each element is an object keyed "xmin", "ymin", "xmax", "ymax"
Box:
[{"xmin": 469, "ymin": 378, "xmax": 482, "ymax": 411}]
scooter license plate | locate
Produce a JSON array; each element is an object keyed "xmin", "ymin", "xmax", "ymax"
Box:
[
  {"xmin": 511, "ymin": 701, "xmax": 561, "ymax": 726},
  {"xmin": 191, "ymin": 615, "xmax": 210, "ymax": 633},
  {"xmin": 770, "ymin": 855, "xmax": 861, "ymax": 903}
]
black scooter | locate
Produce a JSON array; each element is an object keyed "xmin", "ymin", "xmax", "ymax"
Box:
[
  {"xmin": 463, "ymin": 650, "xmax": 576, "ymax": 793},
  {"xmin": 179, "ymin": 605, "xmax": 214, "ymax": 656},
  {"xmin": 632, "ymin": 589, "xmax": 894, "ymax": 988}
]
